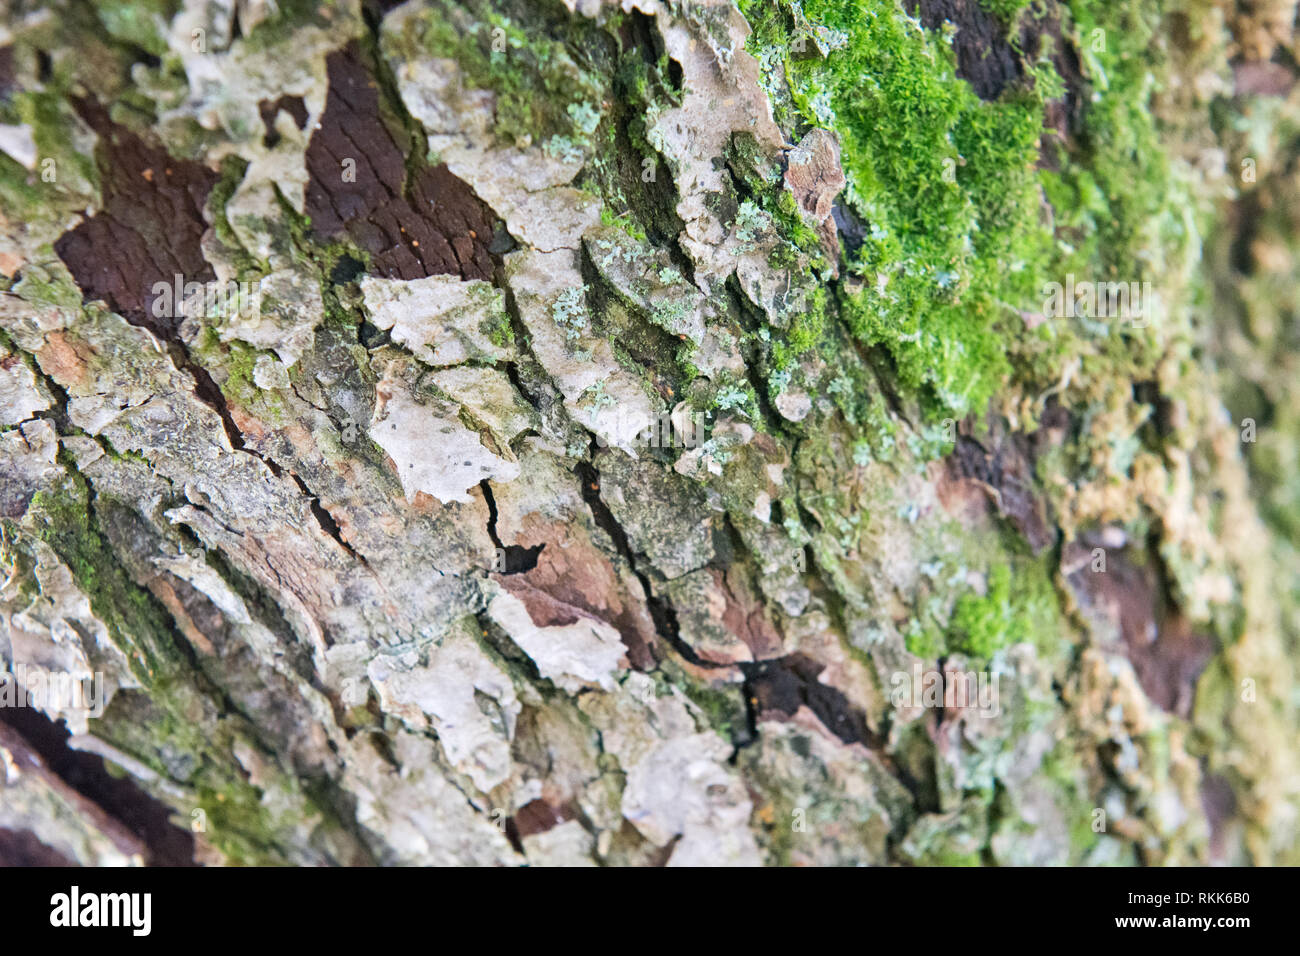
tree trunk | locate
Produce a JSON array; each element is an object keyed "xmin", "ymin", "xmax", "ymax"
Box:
[{"xmin": 0, "ymin": 0, "xmax": 1296, "ymax": 866}]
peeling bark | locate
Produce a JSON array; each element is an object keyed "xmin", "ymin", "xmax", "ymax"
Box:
[{"xmin": 0, "ymin": 0, "xmax": 1297, "ymax": 867}]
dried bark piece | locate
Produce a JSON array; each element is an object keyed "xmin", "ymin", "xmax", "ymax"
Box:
[
  {"xmin": 303, "ymin": 42, "xmax": 495, "ymax": 281},
  {"xmin": 54, "ymin": 98, "xmax": 219, "ymax": 334},
  {"xmin": 946, "ymin": 426, "xmax": 1056, "ymax": 554}
]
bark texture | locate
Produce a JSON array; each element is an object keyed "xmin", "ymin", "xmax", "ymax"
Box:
[{"xmin": 0, "ymin": 0, "xmax": 1297, "ymax": 866}]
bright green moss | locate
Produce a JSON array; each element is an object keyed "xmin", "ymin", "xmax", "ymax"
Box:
[
  {"xmin": 741, "ymin": 0, "xmax": 1055, "ymax": 416},
  {"xmin": 222, "ymin": 339, "xmax": 259, "ymax": 393},
  {"xmin": 483, "ymin": 310, "xmax": 515, "ymax": 348},
  {"xmin": 905, "ymin": 621, "xmax": 946, "ymax": 659},
  {"xmin": 600, "ymin": 206, "xmax": 649, "ymax": 243},
  {"xmin": 950, "ymin": 562, "xmax": 1016, "ymax": 657},
  {"xmin": 948, "ymin": 554, "xmax": 1061, "ymax": 658},
  {"xmin": 740, "ymin": 0, "xmax": 1190, "ymax": 418},
  {"xmin": 773, "ymin": 284, "xmax": 829, "ymax": 369}
]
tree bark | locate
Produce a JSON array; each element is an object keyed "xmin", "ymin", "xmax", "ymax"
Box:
[{"xmin": 0, "ymin": 0, "xmax": 1296, "ymax": 866}]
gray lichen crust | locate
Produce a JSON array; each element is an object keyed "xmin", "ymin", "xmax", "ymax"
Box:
[{"xmin": 0, "ymin": 0, "xmax": 1296, "ymax": 867}]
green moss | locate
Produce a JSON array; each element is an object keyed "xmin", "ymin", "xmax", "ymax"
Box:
[
  {"xmin": 742, "ymin": 0, "xmax": 1055, "ymax": 415},
  {"xmin": 600, "ymin": 206, "xmax": 649, "ymax": 243},
  {"xmin": 1037, "ymin": 744, "xmax": 1110, "ymax": 863},
  {"xmin": 90, "ymin": 0, "xmax": 177, "ymax": 58},
  {"xmin": 773, "ymin": 283, "xmax": 829, "ymax": 370},
  {"xmin": 238, "ymin": 0, "xmax": 335, "ymax": 52},
  {"xmin": 393, "ymin": 0, "xmax": 607, "ymax": 151},
  {"xmin": 724, "ymin": 134, "xmax": 836, "ymax": 368},
  {"xmin": 206, "ymin": 155, "xmax": 262, "ymax": 276},
  {"xmin": 0, "ymin": 154, "xmax": 44, "ymax": 229},
  {"xmin": 222, "ymin": 340, "xmax": 259, "ymax": 393},
  {"xmin": 947, "ymin": 554, "xmax": 1061, "ymax": 659},
  {"xmin": 190, "ymin": 335, "xmax": 288, "ymax": 426},
  {"xmin": 949, "ymin": 562, "xmax": 1016, "ymax": 657},
  {"xmin": 1, "ymin": 91, "xmax": 100, "ymax": 210},
  {"xmin": 11, "ymin": 260, "xmax": 85, "ymax": 311},
  {"xmin": 905, "ymin": 621, "xmax": 946, "ymax": 659},
  {"xmin": 739, "ymin": 0, "xmax": 1190, "ymax": 418},
  {"xmin": 17, "ymin": 477, "xmax": 359, "ymax": 864},
  {"xmin": 980, "ymin": 0, "xmax": 1031, "ymax": 23},
  {"xmin": 483, "ymin": 310, "xmax": 515, "ymax": 348},
  {"xmin": 24, "ymin": 479, "xmax": 179, "ymax": 680},
  {"xmin": 672, "ymin": 668, "xmax": 745, "ymax": 743}
]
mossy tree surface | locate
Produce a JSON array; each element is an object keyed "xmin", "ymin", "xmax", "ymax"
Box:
[{"xmin": 0, "ymin": 0, "xmax": 1295, "ymax": 866}]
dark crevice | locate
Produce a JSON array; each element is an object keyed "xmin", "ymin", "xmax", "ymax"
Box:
[
  {"xmin": 904, "ymin": 0, "xmax": 1026, "ymax": 101},
  {"xmin": 506, "ymin": 797, "xmax": 580, "ymax": 851},
  {"xmin": 502, "ymin": 358, "xmax": 542, "ymax": 414},
  {"xmin": 167, "ymin": 341, "xmax": 281, "ymax": 474},
  {"xmin": 478, "ymin": 478, "xmax": 543, "ymax": 574},
  {"xmin": 285, "ymin": 471, "xmax": 366, "ymax": 563},
  {"xmin": 849, "ymin": 334, "xmax": 912, "ymax": 428},
  {"xmin": 739, "ymin": 652, "xmax": 884, "ymax": 749},
  {"xmin": 736, "ymin": 674, "xmax": 760, "ymax": 755},
  {"xmin": 574, "ymin": 454, "xmax": 722, "ymax": 671},
  {"xmin": 947, "ymin": 418, "xmax": 1056, "ymax": 554},
  {"xmin": 495, "ymin": 277, "xmax": 558, "ymax": 418},
  {"xmin": 474, "ymin": 610, "xmax": 546, "ymax": 684},
  {"xmin": 34, "ymin": 47, "xmax": 52, "ymax": 85},
  {"xmin": 933, "ymin": 654, "xmax": 948, "ymax": 731},
  {"xmin": 979, "ymin": 779, "xmax": 1007, "ymax": 864},
  {"xmin": 0, "ymin": 698, "xmax": 195, "ymax": 866},
  {"xmin": 0, "ymin": 45, "xmax": 16, "ymax": 102}
]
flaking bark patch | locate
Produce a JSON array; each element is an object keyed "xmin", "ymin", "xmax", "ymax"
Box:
[
  {"xmin": 303, "ymin": 41, "xmax": 496, "ymax": 281},
  {"xmin": 53, "ymin": 98, "xmax": 219, "ymax": 333},
  {"xmin": 1063, "ymin": 538, "xmax": 1215, "ymax": 718},
  {"xmin": 944, "ymin": 417, "xmax": 1059, "ymax": 554}
]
